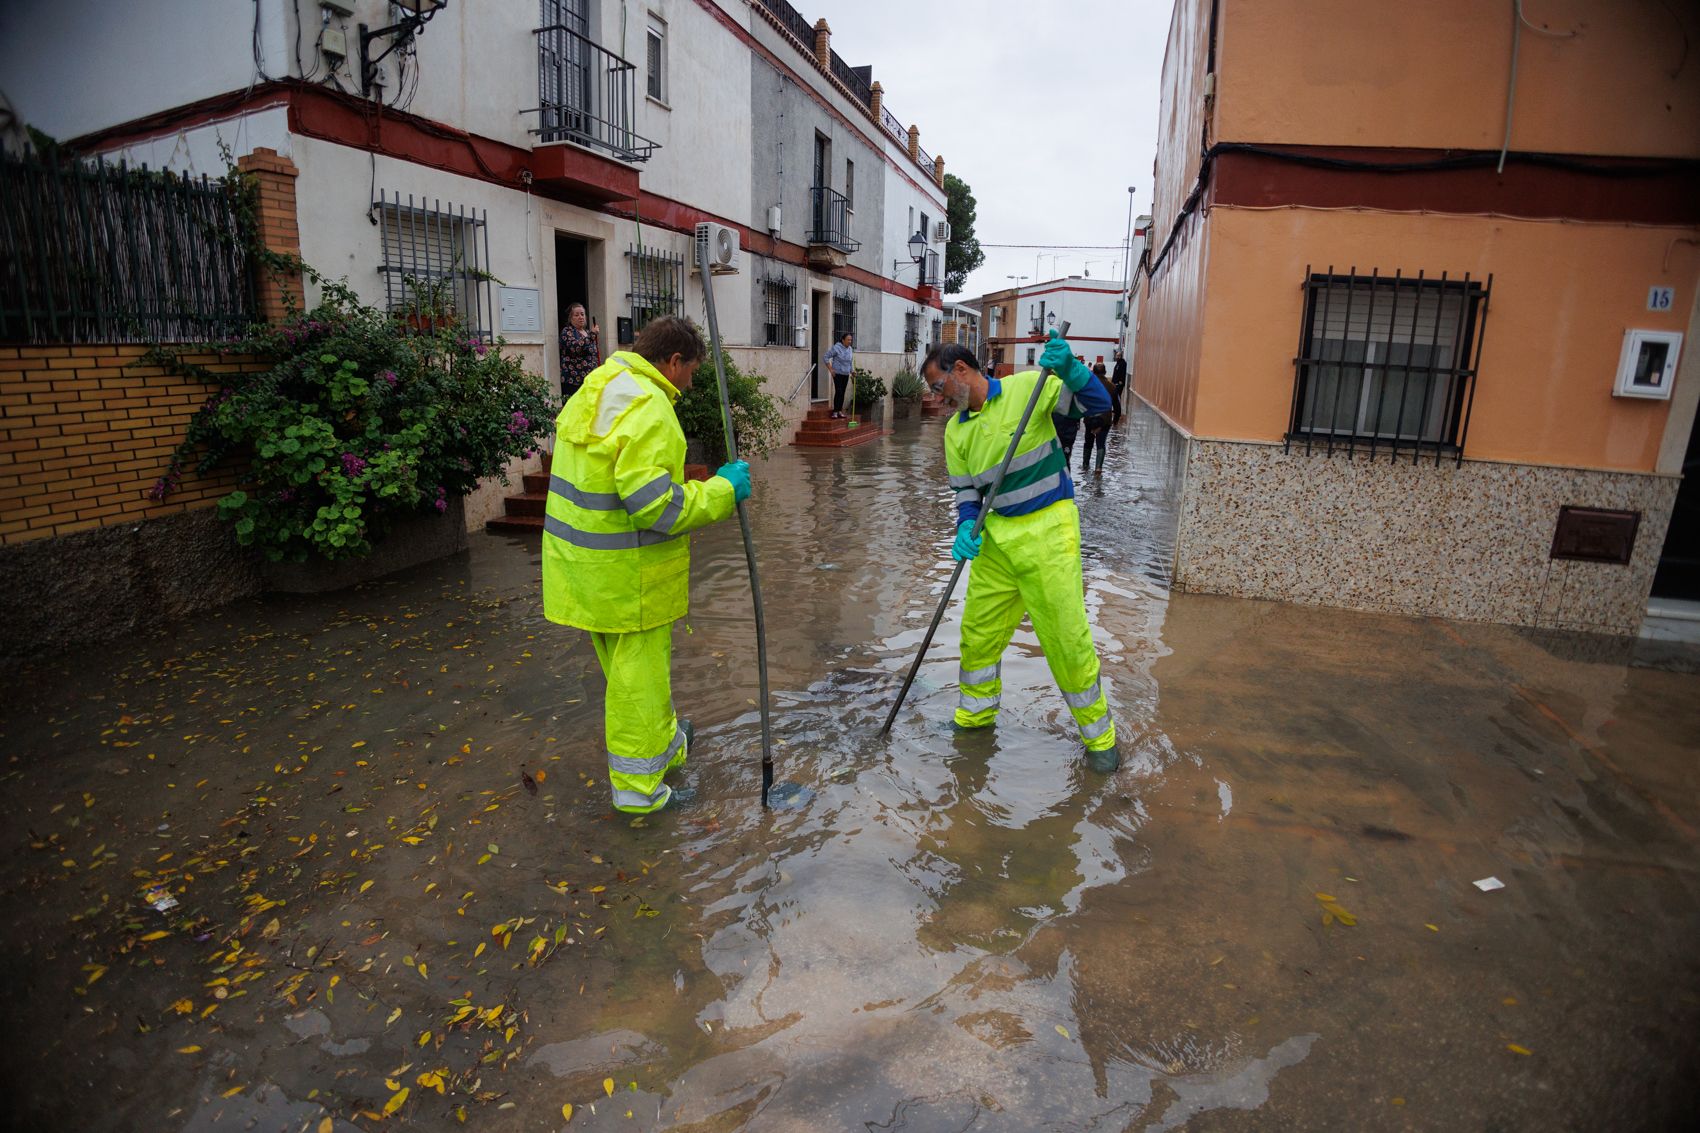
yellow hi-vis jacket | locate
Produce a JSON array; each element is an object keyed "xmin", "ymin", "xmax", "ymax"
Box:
[{"xmin": 542, "ymin": 352, "xmax": 735, "ymax": 633}]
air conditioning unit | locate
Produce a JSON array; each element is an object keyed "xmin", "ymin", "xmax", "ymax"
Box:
[
  {"xmin": 694, "ymin": 222, "xmax": 740, "ymax": 274},
  {"xmin": 933, "ymin": 219, "xmax": 950, "ymax": 243}
]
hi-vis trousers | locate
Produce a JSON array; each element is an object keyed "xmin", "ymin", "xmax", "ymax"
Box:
[
  {"xmin": 954, "ymin": 498, "xmax": 1116, "ymax": 752},
  {"xmin": 589, "ymin": 623, "xmax": 688, "ymax": 812}
]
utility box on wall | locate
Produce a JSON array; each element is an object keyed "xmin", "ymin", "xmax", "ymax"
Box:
[{"xmin": 497, "ymin": 287, "xmax": 541, "ymax": 334}]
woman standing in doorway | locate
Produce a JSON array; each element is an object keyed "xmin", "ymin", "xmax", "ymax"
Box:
[
  {"xmin": 824, "ymin": 331, "xmax": 854, "ymax": 419},
  {"xmin": 560, "ymin": 302, "xmax": 601, "ymax": 397}
]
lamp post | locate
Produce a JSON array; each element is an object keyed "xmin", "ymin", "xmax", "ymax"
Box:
[
  {"xmin": 894, "ymin": 229, "xmax": 930, "ymax": 285},
  {"xmin": 1121, "ymin": 186, "xmax": 1136, "ymax": 291}
]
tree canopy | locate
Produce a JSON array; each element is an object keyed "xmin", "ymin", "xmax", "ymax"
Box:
[{"xmin": 943, "ymin": 173, "xmax": 984, "ymax": 295}]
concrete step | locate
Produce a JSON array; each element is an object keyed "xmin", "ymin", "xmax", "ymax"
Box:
[
  {"xmin": 522, "ymin": 471, "xmax": 549, "ymax": 493},
  {"xmin": 505, "ymin": 491, "xmax": 547, "ymax": 517},
  {"xmin": 486, "ymin": 513, "xmax": 544, "ymax": 534},
  {"xmin": 793, "ymin": 425, "xmax": 887, "ymax": 449}
]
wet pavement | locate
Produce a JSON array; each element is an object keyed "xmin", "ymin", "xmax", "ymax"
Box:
[{"xmin": 3, "ymin": 406, "xmax": 1699, "ymax": 1131}]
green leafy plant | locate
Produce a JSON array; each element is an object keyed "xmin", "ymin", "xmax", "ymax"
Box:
[
  {"xmin": 674, "ymin": 353, "xmax": 786, "ymax": 467},
  {"xmin": 851, "ymin": 367, "xmax": 886, "ymax": 408},
  {"xmin": 891, "ymin": 368, "xmax": 926, "ymax": 401},
  {"xmin": 148, "ymin": 279, "xmax": 555, "ymax": 562}
]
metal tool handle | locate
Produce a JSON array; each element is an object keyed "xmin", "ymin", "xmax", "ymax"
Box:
[
  {"xmin": 879, "ymin": 324, "xmax": 1070, "ymax": 736},
  {"xmin": 697, "ymin": 240, "xmax": 776, "ymax": 806}
]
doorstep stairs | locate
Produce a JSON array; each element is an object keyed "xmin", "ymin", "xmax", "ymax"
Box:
[{"xmin": 791, "ymin": 401, "xmax": 888, "ymax": 448}]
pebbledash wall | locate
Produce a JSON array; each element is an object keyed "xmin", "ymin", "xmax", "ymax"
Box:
[{"xmin": 1135, "ymin": 0, "xmax": 1700, "ymax": 637}]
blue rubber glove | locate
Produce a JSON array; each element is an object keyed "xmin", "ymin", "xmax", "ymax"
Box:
[
  {"xmin": 715, "ymin": 460, "xmax": 751, "ymax": 503},
  {"xmin": 951, "ymin": 520, "xmax": 982, "ymax": 562},
  {"xmin": 1038, "ymin": 329, "xmax": 1093, "ymax": 392}
]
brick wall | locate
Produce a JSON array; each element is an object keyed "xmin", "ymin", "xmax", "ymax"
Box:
[{"xmin": 0, "ymin": 345, "xmax": 260, "ymax": 545}]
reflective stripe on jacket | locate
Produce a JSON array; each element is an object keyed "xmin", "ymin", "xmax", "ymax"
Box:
[
  {"xmin": 542, "ymin": 352, "xmax": 735, "ymax": 633},
  {"xmin": 945, "ymin": 369, "xmax": 1076, "ymax": 525}
]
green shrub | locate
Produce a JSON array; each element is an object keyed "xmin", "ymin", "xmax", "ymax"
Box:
[
  {"xmin": 149, "ymin": 280, "xmax": 555, "ymax": 562},
  {"xmin": 674, "ymin": 354, "xmax": 786, "ymax": 467},
  {"xmin": 851, "ymin": 367, "xmax": 887, "ymax": 408},
  {"xmin": 891, "ymin": 368, "xmax": 927, "ymax": 401}
]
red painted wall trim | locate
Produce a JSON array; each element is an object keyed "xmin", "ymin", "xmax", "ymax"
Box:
[
  {"xmin": 1212, "ymin": 145, "xmax": 1700, "ymax": 226},
  {"xmin": 1018, "ymin": 284, "xmax": 1126, "ymax": 301},
  {"xmin": 70, "ymin": 80, "xmax": 940, "ymax": 308},
  {"xmin": 67, "ymin": 82, "xmax": 294, "ymax": 155}
]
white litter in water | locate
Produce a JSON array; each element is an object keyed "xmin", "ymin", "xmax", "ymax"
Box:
[{"xmin": 1473, "ymin": 876, "xmax": 1505, "ymax": 892}]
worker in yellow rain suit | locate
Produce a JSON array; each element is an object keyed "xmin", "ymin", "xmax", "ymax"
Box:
[
  {"xmin": 919, "ymin": 334, "xmax": 1119, "ymax": 772},
  {"xmin": 542, "ymin": 316, "xmax": 752, "ymax": 812}
]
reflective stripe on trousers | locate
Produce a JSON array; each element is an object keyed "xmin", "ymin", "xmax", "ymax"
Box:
[
  {"xmin": 589, "ymin": 623, "xmax": 689, "ymax": 813},
  {"xmin": 952, "ymin": 498, "xmax": 1116, "ymax": 752}
]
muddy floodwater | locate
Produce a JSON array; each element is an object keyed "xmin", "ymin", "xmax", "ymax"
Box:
[{"xmin": 3, "ymin": 407, "xmax": 1699, "ymax": 1132}]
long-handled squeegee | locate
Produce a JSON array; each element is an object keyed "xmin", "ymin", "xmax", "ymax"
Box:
[
  {"xmin": 697, "ymin": 238, "xmax": 778, "ymax": 807},
  {"xmin": 879, "ymin": 322, "xmax": 1071, "ymax": 736}
]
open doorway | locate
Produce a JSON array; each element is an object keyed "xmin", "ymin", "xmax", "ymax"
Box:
[
  {"xmin": 556, "ymin": 232, "xmax": 592, "ymax": 367},
  {"xmin": 810, "ymin": 290, "xmax": 828, "ymax": 401},
  {"xmin": 1651, "ymin": 416, "xmax": 1699, "ymax": 600}
]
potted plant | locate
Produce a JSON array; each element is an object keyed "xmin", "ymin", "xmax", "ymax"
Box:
[
  {"xmin": 851, "ymin": 367, "xmax": 887, "ymax": 428},
  {"xmin": 891, "ymin": 368, "xmax": 925, "ymax": 420},
  {"xmin": 675, "ymin": 352, "xmax": 786, "ymax": 469},
  {"xmin": 400, "ymin": 273, "xmax": 457, "ymax": 333}
]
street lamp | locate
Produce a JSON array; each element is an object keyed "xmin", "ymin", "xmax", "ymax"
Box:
[
  {"xmin": 1121, "ymin": 185, "xmax": 1136, "ymax": 291},
  {"xmin": 894, "ymin": 229, "xmax": 931, "ymax": 283}
]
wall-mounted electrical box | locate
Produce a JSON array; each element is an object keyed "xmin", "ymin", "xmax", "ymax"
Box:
[
  {"xmin": 1613, "ymin": 329, "xmax": 1682, "ymax": 399},
  {"xmin": 1551, "ymin": 506, "xmax": 1640, "ymax": 564},
  {"xmin": 321, "ymin": 26, "xmax": 348, "ymax": 61},
  {"xmin": 498, "ymin": 287, "xmax": 542, "ymax": 334}
]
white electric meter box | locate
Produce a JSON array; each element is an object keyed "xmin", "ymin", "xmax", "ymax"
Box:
[{"xmin": 498, "ymin": 287, "xmax": 542, "ymax": 334}]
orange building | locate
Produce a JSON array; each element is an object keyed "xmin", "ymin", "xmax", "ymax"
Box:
[{"xmin": 1133, "ymin": 0, "xmax": 1700, "ymax": 634}]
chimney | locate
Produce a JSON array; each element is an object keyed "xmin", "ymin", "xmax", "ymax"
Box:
[
  {"xmin": 933, "ymin": 153, "xmax": 945, "ymax": 187},
  {"xmin": 907, "ymin": 125, "xmax": 919, "ymax": 162},
  {"xmin": 813, "ymin": 19, "xmax": 831, "ymax": 69},
  {"xmin": 869, "ymin": 80, "xmax": 883, "ymax": 122}
]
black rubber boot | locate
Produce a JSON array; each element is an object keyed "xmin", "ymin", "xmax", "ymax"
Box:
[{"xmin": 1086, "ymin": 742, "xmax": 1120, "ymax": 774}]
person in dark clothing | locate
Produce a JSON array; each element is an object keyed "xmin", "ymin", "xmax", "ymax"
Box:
[
  {"xmin": 1081, "ymin": 369, "xmax": 1116, "ymax": 474},
  {"xmin": 1051, "ymin": 354, "xmax": 1088, "ymax": 464},
  {"xmin": 1110, "ymin": 350, "xmax": 1129, "ymax": 426}
]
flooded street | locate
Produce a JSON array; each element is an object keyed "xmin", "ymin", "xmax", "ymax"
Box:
[{"xmin": 3, "ymin": 407, "xmax": 1699, "ymax": 1131}]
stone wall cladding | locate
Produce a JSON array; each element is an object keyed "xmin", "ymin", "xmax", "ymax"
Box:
[{"xmin": 1172, "ymin": 439, "xmax": 1678, "ymax": 636}]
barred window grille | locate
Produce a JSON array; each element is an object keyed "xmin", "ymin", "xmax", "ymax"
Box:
[
  {"xmin": 903, "ymin": 311, "xmax": 921, "ymax": 352},
  {"xmin": 832, "ymin": 292, "xmax": 857, "ymax": 343},
  {"xmin": 1288, "ymin": 268, "xmax": 1492, "ymax": 465},
  {"xmin": 931, "ymin": 317, "xmax": 942, "ymax": 349},
  {"xmin": 626, "ymin": 244, "xmax": 684, "ymax": 331},
  {"xmin": 376, "ymin": 191, "xmax": 492, "ymax": 337},
  {"xmin": 761, "ymin": 275, "xmax": 797, "ymax": 347}
]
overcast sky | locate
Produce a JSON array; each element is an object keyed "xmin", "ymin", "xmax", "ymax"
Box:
[{"xmin": 816, "ymin": 0, "xmax": 1174, "ymax": 300}]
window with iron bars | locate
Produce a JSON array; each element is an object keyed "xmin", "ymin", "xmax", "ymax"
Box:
[
  {"xmin": 761, "ymin": 275, "xmax": 797, "ymax": 347},
  {"xmin": 376, "ymin": 191, "xmax": 492, "ymax": 337},
  {"xmin": 1288, "ymin": 268, "xmax": 1492, "ymax": 465},
  {"xmin": 832, "ymin": 292, "xmax": 857, "ymax": 344},
  {"xmin": 626, "ymin": 244, "xmax": 685, "ymax": 332},
  {"xmin": 903, "ymin": 311, "xmax": 921, "ymax": 353}
]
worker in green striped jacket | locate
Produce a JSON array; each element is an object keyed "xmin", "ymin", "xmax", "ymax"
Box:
[{"xmin": 920, "ymin": 335, "xmax": 1119, "ymax": 772}]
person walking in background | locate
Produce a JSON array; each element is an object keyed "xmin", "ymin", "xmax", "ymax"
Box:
[
  {"xmin": 824, "ymin": 331, "xmax": 855, "ymax": 419},
  {"xmin": 1081, "ymin": 366, "xmax": 1117, "ymax": 475},
  {"xmin": 1110, "ymin": 349, "xmax": 1128, "ymax": 427},
  {"xmin": 559, "ymin": 302, "xmax": 600, "ymax": 397}
]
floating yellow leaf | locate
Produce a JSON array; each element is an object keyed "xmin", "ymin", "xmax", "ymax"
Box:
[
  {"xmin": 1055, "ymin": 1024, "xmax": 1070, "ymax": 1039},
  {"xmin": 561, "ymin": 1103, "xmax": 573, "ymax": 1120},
  {"xmin": 318, "ymin": 1119, "xmax": 333, "ymax": 1133},
  {"xmin": 359, "ymin": 880, "xmax": 373, "ymax": 893},
  {"xmin": 1391, "ymin": 1097, "xmax": 1406, "ymax": 1106},
  {"xmin": 382, "ymin": 1087, "xmax": 409, "ymax": 1116},
  {"xmin": 386, "ymin": 1007, "xmax": 402, "ymax": 1027},
  {"xmin": 1425, "ymin": 924, "xmax": 1439, "ymax": 932},
  {"xmin": 589, "ymin": 885, "xmax": 606, "ymax": 894},
  {"xmin": 140, "ymin": 930, "xmax": 169, "ymax": 942},
  {"xmin": 476, "ymin": 854, "xmax": 492, "ymax": 865},
  {"xmin": 1507, "ymin": 1043, "xmax": 1532, "ymax": 1056},
  {"xmin": 1314, "ymin": 892, "xmax": 1337, "ymax": 902},
  {"xmin": 473, "ymin": 942, "xmax": 486, "ymax": 958},
  {"xmin": 352, "ymin": 741, "xmax": 366, "ymax": 749},
  {"xmin": 418, "ymin": 963, "xmax": 428, "ymax": 979},
  {"xmin": 177, "ymin": 1045, "xmax": 202, "ymax": 1054},
  {"xmin": 386, "ymin": 1079, "xmax": 400, "ymax": 1092},
  {"xmin": 417, "ymin": 1069, "xmax": 446, "ymax": 1094},
  {"xmin": 603, "ymin": 1078, "xmax": 614, "ymax": 1097},
  {"xmin": 222, "ymin": 1085, "xmax": 245, "ymax": 1098},
  {"xmin": 535, "ymin": 770, "xmax": 546, "ymax": 783},
  {"xmin": 171, "ymin": 998, "xmax": 193, "ymax": 1015}
]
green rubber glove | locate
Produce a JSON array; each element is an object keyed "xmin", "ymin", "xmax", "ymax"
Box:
[
  {"xmin": 951, "ymin": 520, "xmax": 982, "ymax": 562},
  {"xmin": 715, "ymin": 460, "xmax": 751, "ymax": 503},
  {"xmin": 1038, "ymin": 329, "xmax": 1093, "ymax": 392}
]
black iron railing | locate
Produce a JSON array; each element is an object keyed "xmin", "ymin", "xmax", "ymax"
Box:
[
  {"xmin": 754, "ymin": 0, "xmax": 816, "ymax": 48},
  {"xmin": 1286, "ymin": 267, "xmax": 1492, "ymax": 466},
  {"xmin": 832, "ymin": 291, "xmax": 857, "ymax": 343},
  {"xmin": 375, "ymin": 189, "xmax": 492, "ymax": 338},
  {"xmin": 880, "ymin": 105, "xmax": 906, "ymax": 146},
  {"xmin": 919, "ymin": 248, "xmax": 941, "ymax": 288},
  {"xmin": 830, "ymin": 50, "xmax": 873, "ymax": 108},
  {"xmin": 533, "ymin": 23, "xmax": 658, "ymax": 162},
  {"xmin": 626, "ymin": 244, "xmax": 684, "ymax": 331},
  {"xmin": 915, "ymin": 144, "xmax": 935, "ymax": 181},
  {"xmin": 760, "ymin": 269, "xmax": 798, "ymax": 347},
  {"xmin": 0, "ymin": 152, "xmax": 253, "ymax": 344},
  {"xmin": 809, "ymin": 185, "xmax": 860, "ymax": 253}
]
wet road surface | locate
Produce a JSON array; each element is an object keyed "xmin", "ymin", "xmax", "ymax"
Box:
[{"xmin": 3, "ymin": 406, "xmax": 1699, "ymax": 1131}]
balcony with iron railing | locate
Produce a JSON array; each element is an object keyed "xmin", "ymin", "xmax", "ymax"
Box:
[
  {"xmin": 753, "ymin": 0, "xmax": 815, "ymax": 48},
  {"xmin": 918, "ymin": 248, "xmax": 941, "ymax": 291},
  {"xmin": 532, "ymin": 22, "xmax": 659, "ymax": 164},
  {"xmin": 809, "ymin": 185, "xmax": 860, "ymax": 254}
]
